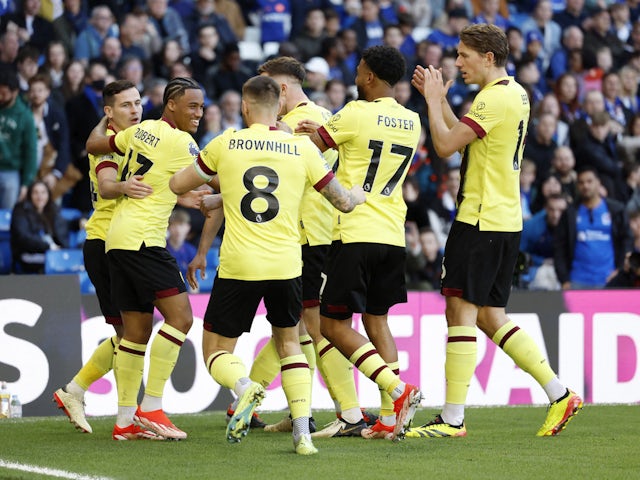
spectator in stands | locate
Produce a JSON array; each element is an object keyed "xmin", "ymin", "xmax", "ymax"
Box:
[
  {"xmin": 618, "ymin": 65, "xmax": 640, "ymax": 115},
  {"xmin": 293, "ymin": 8, "xmax": 328, "ymax": 62},
  {"xmin": 0, "ymin": 30, "xmax": 20, "ymax": 71},
  {"xmin": 325, "ymin": 78, "xmax": 349, "ymax": 113},
  {"xmin": 10, "ymin": 179, "xmax": 68, "ymax": 273},
  {"xmin": 153, "ymin": 38, "xmax": 184, "ymax": 80},
  {"xmin": 583, "ymin": 6, "xmax": 625, "ymax": 70},
  {"xmin": 396, "ymin": 0, "xmax": 433, "ymax": 28},
  {"xmin": 602, "ymin": 71, "xmax": 633, "ymax": 131},
  {"xmin": 65, "ymin": 60, "xmax": 108, "ymax": 215},
  {"xmin": 606, "ymin": 209, "xmax": 640, "ymax": 287},
  {"xmin": 471, "ymin": 0, "xmax": 510, "ymax": 30},
  {"xmin": 570, "ymin": 90, "xmax": 622, "ymax": 151},
  {"xmin": 618, "ymin": 113, "xmax": 640, "ymax": 166},
  {"xmin": 27, "ymin": 74, "xmax": 71, "ymax": 200},
  {"xmin": 428, "ymin": 8, "xmax": 469, "ymax": 53},
  {"xmin": 146, "ymin": 0, "xmax": 191, "ymax": 55},
  {"xmin": 352, "ymin": 0, "xmax": 389, "ymax": 49},
  {"xmin": 118, "ymin": 13, "xmax": 149, "ymax": 63},
  {"xmin": 428, "ymin": 165, "xmax": 460, "ymax": 248},
  {"xmin": 548, "ymin": 25, "xmax": 583, "ymax": 82},
  {"xmin": 338, "ymin": 28, "xmax": 360, "ymax": 74},
  {"xmin": 184, "ymin": 0, "xmax": 237, "ymax": 53},
  {"xmin": 98, "ymin": 36, "xmax": 123, "ymax": 77},
  {"xmin": 218, "ymin": 89, "xmax": 243, "ymax": 130},
  {"xmin": 536, "ymin": 92, "xmax": 569, "ymax": 146},
  {"xmin": 551, "ymin": 145, "xmax": 578, "ymax": 202},
  {"xmin": 254, "ymin": 0, "xmax": 292, "ymax": 44},
  {"xmin": 610, "ymin": 1, "xmax": 632, "ymax": 44},
  {"xmin": 520, "ymin": 0, "xmax": 561, "ymax": 63},
  {"xmin": 553, "ymin": 0, "xmax": 587, "ymax": 30},
  {"xmin": 40, "ymin": 40, "xmax": 68, "ymax": 95},
  {"xmin": 516, "ymin": 56, "xmax": 545, "ymax": 104},
  {"xmin": 59, "ymin": 59, "xmax": 85, "ymax": 103},
  {"xmin": 575, "ymin": 110, "xmax": 625, "ymax": 201},
  {"xmin": 405, "ymin": 225, "xmax": 443, "ymax": 291},
  {"xmin": 416, "ymin": 39, "xmax": 443, "ymax": 69},
  {"xmin": 520, "ymin": 193, "xmax": 568, "ymax": 290},
  {"xmin": 141, "ymin": 77, "xmax": 167, "ymax": 120},
  {"xmin": 0, "ymin": 0, "xmax": 55, "ymax": 52},
  {"xmin": 118, "ymin": 56, "xmax": 146, "ymax": 92},
  {"xmin": 441, "ymin": 51, "xmax": 469, "ymax": 116},
  {"xmin": 554, "ymin": 166, "xmax": 630, "ymax": 289},
  {"xmin": 0, "ymin": 69, "xmax": 37, "ymax": 210},
  {"xmin": 15, "ymin": 45, "xmax": 40, "ymax": 97},
  {"xmin": 403, "ymin": 174, "xmax": 431, "ymax": 229},
  {"xmin": 505, "ymin": 26, "xmax": 524, "ymax": 76},
  {"xmin": 303, "ymin": 56, "xmax": 330, "ymax": 96},
  {"xmin": 531, "ymin": 172, "xmax": 563, "ymax": 214},
  {"xmin": 555, "ymin": 72, "xmax": 581, "ymax": 124},
  {"xmin": 321, "ymin": 36, "xmax": 355, "ymax": 86},
  {"xmin": 190, "ymin": 24, "xmax": 221, "ymax": 86},
  {"xmin": 213, "ymin": 0, "xmax": 246, "ymax": 41},
  {"xmin": 74, "ymin": 5, "xmax": 118, "ymax": 65},
  {"xmin": 197, "ymin": 102, "xmax": 223, "ymax": 148},
  {"xmin": 166, "ymin": 208, "xmax": 197, "ymax": 286},
  {"xmin": 524, "ymin": 112, "xmax": 558, "ymax": 178},
  {"xmin": 520, "ymin": 158, "xmax": 537, "ymax": 220},
  {"xmin": 52, "ymin": 0, "xmax": 88, "ymax": 58},
  {"xmin": 206, "ymin": 43, "xmax": 253, "ymax": 100}
]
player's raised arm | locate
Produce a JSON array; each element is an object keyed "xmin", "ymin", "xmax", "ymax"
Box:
[
  {"xmin": 86, "ymin": 116, "xmax": 113, "ymax": 155},
  {"xmin": 318, "ymin": 178, "xmax": 366, "ymax": 213},
  {"xmin": 98, "ymin": 166, "xmax": 153, "ymax": 200}
]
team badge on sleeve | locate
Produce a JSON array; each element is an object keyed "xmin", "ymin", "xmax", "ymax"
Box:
[{"xmin": 188, "ymin": 142, "xmax": 200, "ymax": 159}]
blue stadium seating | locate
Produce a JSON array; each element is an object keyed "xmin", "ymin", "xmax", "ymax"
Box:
[
  {"xmin": 0, "ymin": 209, "xmax": 11, "ymax": 241},
  {"xmin": 197, "ymin": 268, "xmax": 217, "ymax": 293},
  {"xmin": 206, "ymin": 247, "xmax": 220, "ymax": 269},
  {"xmin": 0, "ymin": 240, "xmax": 11, "ymax": 274},
  {"xmin": 68, "ymin": 229, "xmax": 87, "ymax": 248},
  {"xmin": 79, "ymin": 270, "xmax": 96, "ymax": 294},
  {"xmin": 44, "ymin": 248, "xmax": 85, "ymax": 274}
]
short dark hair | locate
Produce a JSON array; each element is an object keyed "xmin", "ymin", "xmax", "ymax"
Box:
[
  {"xmin": 0, "ymin": 69, "xmax": 19, "ymax": 90},
  {"xmin": 28, "ymin": 73, "xmax": 51, "ymax": 90},
  {"xmin": 257, "ymin": 56, "xmax": 306, "ymax": 83},
  {"xmin": 162, "ymin": 77, "xmax": 201, "ymax": 108},
  {"xmin": 361, "ymin": 45, "xmax": 406, "ymax": 87},
  {"xmin": 17, "ymin": 45, "xmax": 40, "ymax": 64},
  {"xmin": 242, "ymin": 75, "xmax": 280, "ymax": 107},
  {"xmin": 103, "ymin": 80, "xmax": 137, "ymax": 106},
  {"xmin": 459, "ymin": 24, "xmax": 509, "ymax": 67},
  {"xmin": 577, "ymin": 164, "xmax": 600, "ymax": 179}
]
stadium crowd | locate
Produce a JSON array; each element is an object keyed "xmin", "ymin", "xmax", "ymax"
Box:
[{"xmin": 2, "ymin": 0, "xmax": 640, "ymax": 289}]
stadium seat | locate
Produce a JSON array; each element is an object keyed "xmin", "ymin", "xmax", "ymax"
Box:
[
  {"xmin": 44, "ymin": 248, "xmax": 85, "ymax": 274},
  {"xmin": 239, "ymin": 40, "xmax": 264, "ymax": 62},
  {"xmin": 206, "ymin": 246, "xmax": 220, "ymax": 268},
  {"xmin": 197, "ymin": 268, "xmax": 217, "ymax": 293},
  {"xmin": 79, "ymin": 270, "xmax": 96, "ymax": 294},
  {"xmin": 262, "ymin": 41, "xmax": 280, "ymax": 58},
  {"xmin": 0, "ymin": 240, "xmax": 12, "ymax": 274},
  {"xmin": 0, "ymin": 209, "xmax": 11, "ymax": 241},
  {"xmin": 68, "ymin": 229, "xmax": 87, "ymax": 248},
  {"xmin": 60, "ymin": 208, "xmax": 83, "ymax": 222}
]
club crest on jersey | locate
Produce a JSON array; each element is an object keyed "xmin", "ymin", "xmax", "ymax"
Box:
[{"xmin": 188, "ymin": 142, "xmax": 199, "ymax": 158}]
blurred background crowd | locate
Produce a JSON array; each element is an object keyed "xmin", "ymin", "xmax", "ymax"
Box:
[{"xmin": 2, "ymin": 0, "xmax": 640, "ymax": 290}]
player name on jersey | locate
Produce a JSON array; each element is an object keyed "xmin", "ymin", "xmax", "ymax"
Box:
[
  {"xmin": 133, "ymin": 127, "xmax": 160, "ymax": 147},
  {"xmin": 376, "ymin": 115, "xmax": 415, "ymax": 130},
  {"xmin": 228, "ymin": 138, "xmax": 300, "ymax": 155}
]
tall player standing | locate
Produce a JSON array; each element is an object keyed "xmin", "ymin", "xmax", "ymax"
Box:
[
  {"xmin": 297, "ymin": 45, "xmax": 423, "ymax": 440},
  {"xmin": 85, "ymin": 77, "xmax": 205, "ymax": 440},
  {"xmin": 407, "ymin": 23, "xmax": 582, "ymax": 438}
]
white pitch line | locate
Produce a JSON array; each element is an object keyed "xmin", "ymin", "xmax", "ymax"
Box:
[{"xmin": 0, "ymin": 459, "xmax": 115, "ymax": 480}]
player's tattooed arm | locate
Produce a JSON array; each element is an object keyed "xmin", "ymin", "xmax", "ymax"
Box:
[{"xmin": 320, "ymin": 178, "xmax": 366, "ymax": 213}]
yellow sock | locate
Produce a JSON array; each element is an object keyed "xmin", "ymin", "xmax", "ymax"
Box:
[
  {"xmin": 379, "ymin": 360, "xmax": 399, "ymax": 418},
  {"xmin": 299, "ymin": 334, "xmax": 316, "ymax": 414},
  {"xmin": 445, "ymin": 326, "xmax": 477, "ymax": 405},
  {"xmin": 249, "ymin": 338, "xmax": 280, "ymax": 388},
  {"xmin": 207, "ymin": 351, "xmax": 247, "ymax": 389},
  {"xmin": 145, "ymin": 323, "xmax": 186, "ymax": 397},
  {"xmin": 114, "ymin": 339, "xmax": 146, "ymax": 407},
  {"xmin": 349, "ymin": 342, "xmax": 400, "ymax": 395},
  {"xmin": 493, "ymin": 321, "xmax": 556, "ymax": 386},
  {"xmin": 74, "ymin": 335, "xmax": 119, "ymax": 390},
  {"xmin": 317, "ymin": 338, "xmax": 359, "ymax": 411},
  {"xmin": 281, "ymin": 354, "xmax": 310, "ymax": 421}
]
